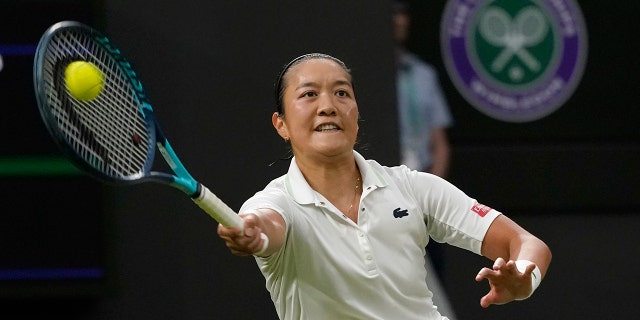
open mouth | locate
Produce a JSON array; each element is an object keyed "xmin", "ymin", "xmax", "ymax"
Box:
[{"xmin": 315, "ymin": 124, "xmax": 340, "ymax": 132}]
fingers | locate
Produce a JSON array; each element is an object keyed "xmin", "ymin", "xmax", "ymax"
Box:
[
  {"xmin": 491, "ymin": 257, "xmax": 521, "ymax": 275},
  {"xmin": 479, "ymin": 295, "xmax": 492, "ymax": 308},
  {"xmin": 477, "ymin": 257, "xmax": 537, "ymax": 307},
  {"xmin": 475, "ymin": 267, "xmax": 491, "ymax": 282},
  {"xmin": 518, "ymin": 261, "xmax": 536, "ymax": 276},
  {"xmin": 476, "ymin": 257, "xmax": 507, "ymax": 281},
  {"xmin": 217, "ymin": 225, "xmax": 248, "ymax": 256},
  {"xmin": 217, "ymin": 213, "xmax": 266, "ymax": 256}
]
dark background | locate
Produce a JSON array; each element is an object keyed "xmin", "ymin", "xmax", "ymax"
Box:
[{"xmin": 1, "ymin": 0, "xmax": 639, "ymax": 319}]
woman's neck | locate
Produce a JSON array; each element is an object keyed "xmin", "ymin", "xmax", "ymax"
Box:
[
  {"xmin": 295, "ymin": 152, "xmax": 358, "ymax": 191},
  {"xmin": 295, "ymin": 153, "xmax": 362, "ymax": 221}
]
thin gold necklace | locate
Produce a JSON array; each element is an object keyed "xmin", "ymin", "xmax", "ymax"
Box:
[{"xmin": 346, "ymin": 177, "xmax": 361, "ymax": 216}]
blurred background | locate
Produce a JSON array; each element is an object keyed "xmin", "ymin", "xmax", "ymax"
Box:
[{"xmin": 1, "ymin": 0, "xmax": 638, "ymax": 318}]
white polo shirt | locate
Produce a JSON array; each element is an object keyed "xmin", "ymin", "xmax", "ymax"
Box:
[{"xmin": 240, "ymin": 151, "xmax": 501, "ymax": 320}]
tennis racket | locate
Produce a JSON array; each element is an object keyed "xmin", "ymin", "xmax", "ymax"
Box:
[{"xmin": 33, "ymin": 21, "xmax": 267, "ymax": 250}]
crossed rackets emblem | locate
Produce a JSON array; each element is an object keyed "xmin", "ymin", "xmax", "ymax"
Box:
[{"xmin": 479, "ymin": 6, "xmax": 548, "ymax": 74}]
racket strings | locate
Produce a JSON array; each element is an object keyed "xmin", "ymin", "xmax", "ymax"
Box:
[{"xmin": 42, "ymin": 29, "xmax": 152, "ymax": 179}]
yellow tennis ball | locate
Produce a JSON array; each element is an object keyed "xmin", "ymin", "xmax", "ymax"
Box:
[{"xmin": 65, "ymin": 61, "xmax": 104, "ymax": 101}]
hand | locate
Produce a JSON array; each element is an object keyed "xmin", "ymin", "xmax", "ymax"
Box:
[
  {"xmin": 475, "ymin": 257, "xmax": 536, "ymax": 308},
  {"xmin": 217, "ymin": 212, "xmax": 266, "ymax": 256}
]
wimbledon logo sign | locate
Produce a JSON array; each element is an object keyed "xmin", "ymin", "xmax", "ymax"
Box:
[{"xmin": 441, "ymin": 0, "xmax": 588, "ymax": 122}]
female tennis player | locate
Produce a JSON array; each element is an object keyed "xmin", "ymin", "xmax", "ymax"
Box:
[{"xmin": 217, "ymin": 53, "xmax": 552, "ymax": 320}]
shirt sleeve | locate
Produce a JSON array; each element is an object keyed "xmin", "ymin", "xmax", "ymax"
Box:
[{"xmin": 413, "ymin": 172, "xmax": 501, "ymax": 255}]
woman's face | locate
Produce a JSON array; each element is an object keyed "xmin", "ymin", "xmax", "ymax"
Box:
[{"xmin": 273, "ymin": 58, "xmax": 359, "ymax": 159}]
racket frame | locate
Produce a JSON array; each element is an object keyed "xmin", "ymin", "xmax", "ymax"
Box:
[{"xmin": 32, "ymin": 21, "xmax": 251, "ymax": 232}]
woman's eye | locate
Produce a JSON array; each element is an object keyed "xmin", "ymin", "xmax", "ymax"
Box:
[
  {"xmin": 336, "ymin": 90, "xmax": 349, "ymax": 97},
  {"xmin": 303, "ymin": 91, "xmax": 316, "ymax": 98}
]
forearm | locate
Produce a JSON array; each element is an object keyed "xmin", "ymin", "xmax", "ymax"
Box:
[
  {"xmin": 482, "ymin": 215, "xmax": 552, "ymax": 276},
  {"xmin": 510, "ymin": 234, "xmax": 552, "ymax": 277},
  {"xmin": 251, "ymin": 208, "xmax": 286, "ymax": 256}
]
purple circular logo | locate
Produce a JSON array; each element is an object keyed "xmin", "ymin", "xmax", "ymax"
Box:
[{"xmin": 441, "ymin": 0, "xmax": 588, "ymax": 122}]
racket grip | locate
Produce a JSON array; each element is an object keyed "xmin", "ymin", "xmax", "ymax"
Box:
[{"xmin": 192, "ymin": 185, "xmax": 244, "ymax": 229}]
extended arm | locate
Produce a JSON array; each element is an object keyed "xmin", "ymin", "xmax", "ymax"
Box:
[
  {"xmin": 217, "ymin": 208, "xmax": 285, "ymax": 257},
  {"xmin": 475, "ymin": 214, "xmax": 552, "ymax": 307}
]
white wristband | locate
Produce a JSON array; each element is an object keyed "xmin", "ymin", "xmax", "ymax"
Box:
[
  {"xmin": 514, "ymin": 260, "xmax": 542, "ymax": 300},
  {"xmin": 253, "ymin": 233, "xmax": 270, "ymax": 256},
  {"xmin": 242, "ymin": 209, "xmax": 270, "ymax": 257}
]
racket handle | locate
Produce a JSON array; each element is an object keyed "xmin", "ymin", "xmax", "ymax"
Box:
[
  {"xmin": 192, "ymin": 185, "xmax": 244, "ymax": 229},
  {"xmin": 193, "ymin": 185, "xmax": 270, "ymax": 255}
]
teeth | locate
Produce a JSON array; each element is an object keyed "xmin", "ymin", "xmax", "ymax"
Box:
[{"xmin": 317, "ymin": 124, "xmax": 338, "ymax": 131}]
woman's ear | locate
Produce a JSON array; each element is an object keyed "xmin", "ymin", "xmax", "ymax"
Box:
[{"xmin": 272, "ymin": 112, "xmax": 289, "ymax": 140}]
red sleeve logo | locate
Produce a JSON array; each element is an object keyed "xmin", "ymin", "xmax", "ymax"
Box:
[{"xmin": 471, "ymin": 203, "xmax": 492, "ymax": 217}]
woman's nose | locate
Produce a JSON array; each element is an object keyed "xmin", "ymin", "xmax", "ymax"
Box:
[{"xmin": 317, "ymin": 94, "xmax": 337, "ymax": 115}]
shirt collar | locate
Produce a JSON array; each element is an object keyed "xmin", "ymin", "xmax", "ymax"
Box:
[{"xmin": 284, "ymin": 151, "xmax": 388, "ymax": 205}]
